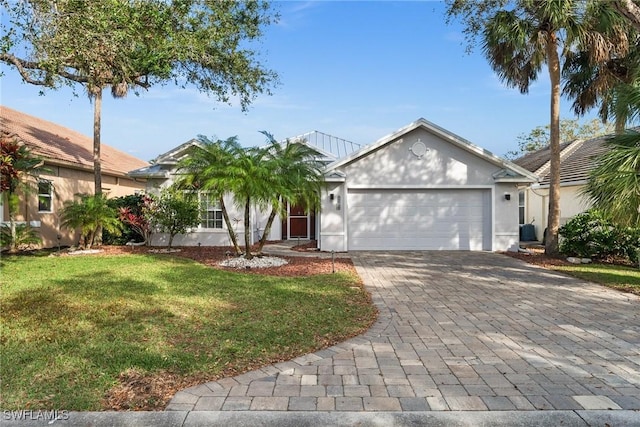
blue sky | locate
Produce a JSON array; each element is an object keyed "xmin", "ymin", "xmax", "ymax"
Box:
[{"xmin": 2, "ymin": 1, "xmax": 598, "ymax": 162}]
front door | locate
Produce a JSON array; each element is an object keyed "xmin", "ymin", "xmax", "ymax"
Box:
[{"xmin": 283, "ymin": 203, "xmax": 316, "ymax": 240}]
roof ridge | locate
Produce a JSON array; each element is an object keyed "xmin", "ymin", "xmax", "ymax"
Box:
[{"xmin": 533, "ymin": 138, "xmax": 584, "ymax": 178}]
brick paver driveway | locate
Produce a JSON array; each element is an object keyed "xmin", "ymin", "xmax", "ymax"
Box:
[{"xmin": 167, "ymin": 251, "xmax": 640, "ymax": 412}]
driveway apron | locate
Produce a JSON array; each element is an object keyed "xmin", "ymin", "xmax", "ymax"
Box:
[{"xmin": 167, "ymin": 251, "xmax": 640, "ymax": 412}]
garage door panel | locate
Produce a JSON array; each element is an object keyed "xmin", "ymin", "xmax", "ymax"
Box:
[{"xmin": 347, "ymin": 189, "xmax": 489, "ymax": 251}]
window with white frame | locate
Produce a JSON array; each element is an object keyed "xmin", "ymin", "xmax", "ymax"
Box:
[
  {"xmin": 518, "ymin": 190, "xmax": 525, "ymax": 225},
  {"xmin": 199, "ymin": 193, "xmax": 223, "ymax": 229},
  {"xmin": 38, "ymin": 180, "xmax": 53, "ymax": 212}
]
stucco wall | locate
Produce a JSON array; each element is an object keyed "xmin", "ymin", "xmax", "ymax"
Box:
[
  {"xmin": 317, "ymin": 128, "xmax": 523, "ymax": 252},
  {"xmin": 318, "ymin": 182, "xmax": 346, "ymax": 252},
  {"xmin": 522, "ymin": 184, "xmax": 592, "ymax": 241},
  {"xmin": 342, "ymin": 128, "xmax": 500, "ymax": 187},
  {"xmin": 3, "ymin": 163, "xmax": 146, "ymax": 249},
  {"xmin": 144, "ymin": 176, "xmax": 283, "ymax": 248},
  {"xmin": 494, "ymin": 183, "xmax": 521, "ymax": 251}
]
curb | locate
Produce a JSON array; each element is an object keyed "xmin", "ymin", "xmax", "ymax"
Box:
[{"xmin": 1, "ymin": 410, "xmax": 638, "ymax": 426}]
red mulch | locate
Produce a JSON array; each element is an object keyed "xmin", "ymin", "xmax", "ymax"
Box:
[{"xmin": 99, "ymin": 243, "xmax": 355, "ymax": 277}]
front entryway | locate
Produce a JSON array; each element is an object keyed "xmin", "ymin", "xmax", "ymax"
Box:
[{"xmin": 282, "ymin": 203, "xmax": 316, "ymax": 240}]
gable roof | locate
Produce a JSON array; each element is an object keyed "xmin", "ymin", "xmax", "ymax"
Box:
[
  {"xmin": 130, "ymin": 132, "xmax": 356, "ymax": 179},
  {"xmin": 512, "ymin": 134, "xmax": 610, "ymax": 186},
  {"xmin": 129, "ymin": 138, "xmax": 201, "ymax": 179},
  {"xmin": 325, "ymin": 118, "xmax": 538, "ymax": 183},
  {"xmin": 1, "ymin": 105, "xmax": 149, "ymax": 176}
]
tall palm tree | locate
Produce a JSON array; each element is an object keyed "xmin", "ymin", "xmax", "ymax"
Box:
[
  {"xmin": 254, "ymin": 132, "xmax": 325, "ymax": 255},
  {"xmin": 582, "ymin": 130, "xmax": 640, "ymax": 227},
  {"xmin": 482, "ymin": 0, "xmax": 588, "ymax": 255},
  {"xmin": 175, "ymin": 137, "xmax": 244, "ymax": 255}
]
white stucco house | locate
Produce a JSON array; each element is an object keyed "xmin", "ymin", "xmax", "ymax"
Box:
[
  {"xmin": 512, "ymin": 134, "xmax": 609, "ymax": 242},
  {"xmin": 129, "ymin": 119, "xmax": 537, "ymax": 252}
]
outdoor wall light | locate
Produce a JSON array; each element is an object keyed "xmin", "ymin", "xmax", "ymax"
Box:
[
  {"xmin": 504, "ymin": 193, "xmax": 511, "ymax": 201},
  {"xmin": 329, "ymin": 193, "xmax": 335, "ymax": 201}
]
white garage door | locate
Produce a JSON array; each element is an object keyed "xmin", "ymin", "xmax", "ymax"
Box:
[{"xmin": 348, "ymin": 189, "xmax": 491, "ymax": 250}]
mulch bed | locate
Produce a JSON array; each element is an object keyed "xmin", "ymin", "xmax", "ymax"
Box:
[{"xmin": 99, "ymin": 243, "xmax": 356, "ymax": 277}]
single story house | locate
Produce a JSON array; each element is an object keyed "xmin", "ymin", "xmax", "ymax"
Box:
[
  {"xmin": 512, "ymin": 134, "xmax": 609, "ymax": 242},
  {"xmin": 1, "ymin": 106, "xmax": 149, "ymax": 248},
  {"xmin": 131, "ymin": 119, "xmax": 536, "ymax": 252}
]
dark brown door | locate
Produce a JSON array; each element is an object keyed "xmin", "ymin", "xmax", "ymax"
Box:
[{"xmin": 284, "ymin": 204, "xmax": 316, "ymax": 239}]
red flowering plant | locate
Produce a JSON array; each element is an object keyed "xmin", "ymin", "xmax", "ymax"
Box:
[{"xmin": 118, "ymin": 194, "xmax": 156, "ymax": 246}]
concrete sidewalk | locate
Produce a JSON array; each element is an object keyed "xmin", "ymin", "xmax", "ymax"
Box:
[{"xmin": 2, "ymin": 410, "xmax": 638, "ymax": 426}]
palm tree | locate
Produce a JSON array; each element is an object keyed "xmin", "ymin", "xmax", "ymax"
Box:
[
  {"xmin": 254, "ymin": 132, "xmax": 325, "ymax": 255},
  {"xmin": 59, "ymin": 193, "xmax": 122, "ymax": 249},
  {"xmin": 231, "ymin": 145, "xmax": 273, "ymax": 259},
  {"xmin": 175, "ymin": 137, "xmax": 244, "ymax": 255},
  {"xmin": 582, "ymin": 130, "xmax": 640, "ymax": 227},
  {"xmin": 562, "ymin": 2, "xmax": 636, "ymax": 133},
  {"xmin": 481, "ymin": 0, "xmax": 591, "ymax": 256},
  {"xmin": 0, "ymin": 136, "xmax": 44, "ymax": 253}
]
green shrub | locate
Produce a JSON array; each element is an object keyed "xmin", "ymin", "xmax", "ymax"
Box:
[
  {"xmin": 0, "ymin": 223, "xmax": 42, "ymax": 251},
  {"xmin": 559, "ymin": 210, "xmax": 640, "ymax": 263},
  {"xmin": 105, "ymin": 194, "xmax": 147, "ymax": 245},
  {"xmin": 60, "ymin": 194, "xmax": 121, "ymax": 249}
]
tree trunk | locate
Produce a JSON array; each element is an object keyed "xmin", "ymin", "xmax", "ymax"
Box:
[
  {"xmin": 243, "ymin": 196, "xmax": 252, "ymax": 259},
  {"xmin": 612, "ymin": 0, "xmax": 640, "ymax": 32},
  {"xmin": 168, "ymin": 232, "xmax": 174, "ymax": 249},
  {"xmin": 93, "ymin": 89, "xmax": 102, "ymax": 196},
  {"xmin": 7, "ymin": 193, "xmax": 18, "ymax": 253},
  {"xmin": 545, "ymin": 32, "xmax": 562, "ymax": 257},
  {"xmin": 256, "ymin": 204, "xmax": 278, "ymax": 255},
  {"xmin": 220, "ymin": 196, "xmax": 241, "ymax": 255}
]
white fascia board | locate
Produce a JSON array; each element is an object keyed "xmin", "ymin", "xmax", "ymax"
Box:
[
  {"xmin": 151, "ymin": 139, "xmax": 202, "ymax": 165},
  {"xmin": 493, "ymin": 176, "xmax": 537, "ymax": 183},
  {"xmin": 324, "ymin": 176, "xmax": 346, "ymax": 183},
  {"xmin": 531, "ymin": 180, "xmax": 588, "ymax": 189},
  {"xmin": 346, "ymin": 184, "xmax": 493, "ymax": 190}
]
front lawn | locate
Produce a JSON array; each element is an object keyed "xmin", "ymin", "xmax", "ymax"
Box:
[
  {"xmin": 0, "ymin": 253, "xmax": 376, "ymax": 410},
  {"xmin": 553, "ymin": 262, "xmax": 640, "ymax": 295}
]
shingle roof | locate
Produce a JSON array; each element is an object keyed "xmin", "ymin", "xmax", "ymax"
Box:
[
  {"xmin": 511, "ymin": 140, "xmax": 574, "ymax": 174},
  {"xmin": 0, "ymin": 106, "xmax": 148, "ymax": 176},
  {"xmin": 512, "ymin": 135, "xmax": 611, "ymax": 186}
]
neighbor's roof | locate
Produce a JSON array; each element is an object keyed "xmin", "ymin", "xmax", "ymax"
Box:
[
  {"xmin": 0, "ymin": 105, "xmax": 149, "ymax": 176},
  {"xmin": 512, "ymin": 134, "xmax": 611, "ymax": 186}
]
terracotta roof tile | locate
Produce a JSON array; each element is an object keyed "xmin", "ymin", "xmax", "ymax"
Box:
[{"xmin": 0, "ymin": 105, "xmax": 148, "ymax": 176}]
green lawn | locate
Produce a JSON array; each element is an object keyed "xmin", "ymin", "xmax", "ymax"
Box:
[
  {"xmin": 0, "ymin": 253, "xmax": 376, "ymax": 410},
  {"xmin": 553, "ymin": 262, "xmax": 640, "ymax": 295}
]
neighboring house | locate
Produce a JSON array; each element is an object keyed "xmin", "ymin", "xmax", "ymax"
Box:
[
  {"xmin": 1, "ymin": 106, "xmax": 149, "ymax": 248},
  {"xmin": 512, "ymin": 134, "xmax": 609, "ymax": 241},
  {"xmin": 131, "ymin": 119, "xmax": 536, "ymax": 252}
]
